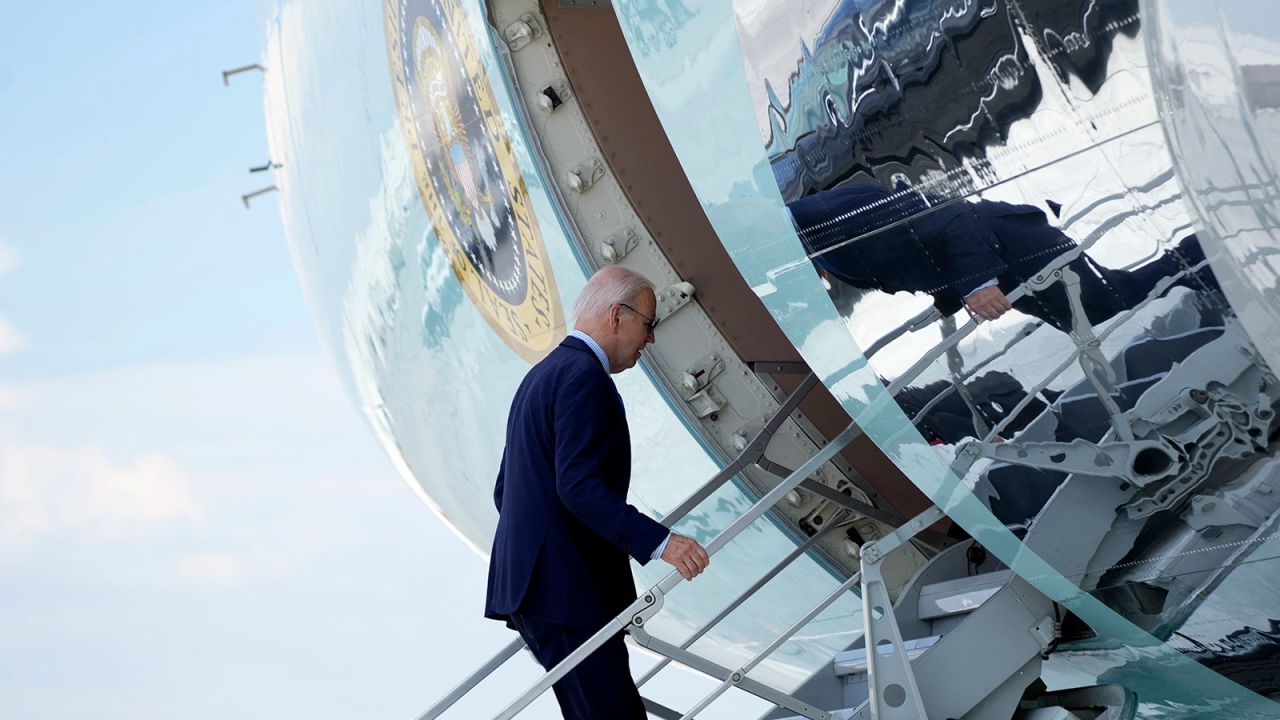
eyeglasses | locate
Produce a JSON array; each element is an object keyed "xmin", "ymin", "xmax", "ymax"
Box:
[{"xmin": 617, "ymin": 303, "xmax": 659, "ymax": 332}]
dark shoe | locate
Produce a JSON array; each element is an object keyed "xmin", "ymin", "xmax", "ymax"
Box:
[{"xmin": 1173, "ymin": 234, "xmax": 1222, "ymax": 294}]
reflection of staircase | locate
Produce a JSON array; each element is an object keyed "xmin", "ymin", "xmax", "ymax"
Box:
[
  {"xmin": 1053, "ymin": 326, "xmax": 1226, "ymax": 442},
  {"xmin": 976, "ymin": 298, "xmax": 1229, "ymax": 528}
]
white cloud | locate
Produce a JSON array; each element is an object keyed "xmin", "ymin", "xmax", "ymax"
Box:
[
  {"xmin": 0, "ymin": 240, "xmax": 25, "ymax": 354},
  {"xmin": 0, "ymin": 384, "xmax": 28, "ymax": 411},
  {"xmin": 0, "ymin": 441, "xmax": 203, "ymax": 549},
  {"xmin": 0, "ymin": 239, "xmax": 18, "ymax": 278},
  {"xmin": 178, "ymin": 551, "xmax": 245, "ymax": 588},
  {"xmin": 0, "ymin": 353, "xmax": 401, "ymax": 574},
  {"xmin": 0, "ymin": 314, "xmax": 28, "ymax": 354},
  {"xmin": 0, "ymin": 353, "xmax": 369, "ymax": 466}
]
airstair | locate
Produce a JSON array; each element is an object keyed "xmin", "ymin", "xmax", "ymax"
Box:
[
  {"xmin": 416, "ymin": 444, "xmax": 1135, "ymax": 720},
  {"xmin": 415, "ymin": 210, "xmax": 1275, "ymax": 718}
]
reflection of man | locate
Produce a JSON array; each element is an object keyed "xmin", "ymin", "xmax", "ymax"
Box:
[
  {"xmin": 895, "ymin": 371, "xmax": 1057, "ymax": 445},
  {"xmin": 485, "ymin": 266, "xmax": 710, "ymax": 720},
  {"xmin": 788, "ymin": 184, "xmax": 1217, "ymax": 330}
]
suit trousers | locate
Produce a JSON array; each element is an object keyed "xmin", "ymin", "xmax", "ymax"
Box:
[{"xmin": 509, "ymin": 614, "xmax": 647, "ymax": 720}]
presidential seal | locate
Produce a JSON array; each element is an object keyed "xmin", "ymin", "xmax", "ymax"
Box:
[{"xmin": 385, "ymin": 0, "xmax": 563, "ymax": 363}]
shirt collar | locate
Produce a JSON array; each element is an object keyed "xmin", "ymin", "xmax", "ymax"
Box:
[{"xmin": 568, "ymin": 330, "xmax": 611, "ymax": 373}]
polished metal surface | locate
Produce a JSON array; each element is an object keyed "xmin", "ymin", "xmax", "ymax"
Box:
[
  {"xmin": 617, "ymin": 0, "xmax": 1280, "ymax": 713},
  {"xmin": 534, "ymin": 0, "xmax": 943, "ymax": 532},
  {"xmin": 264, "ymin": 0, "xmax": 1280, "ymax": 712},
  {"xmin": 261, "ymin": 0, "xmax": 907, "ymax": 694},
  {"xmin": 1146, "ymin": 0, "xmax": 1280, "ymax": 375}
]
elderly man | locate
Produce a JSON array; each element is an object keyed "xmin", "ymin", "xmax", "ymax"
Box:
[{"xmin": 485, "ymin": 266, "xmax": 710, "ymax": 719}]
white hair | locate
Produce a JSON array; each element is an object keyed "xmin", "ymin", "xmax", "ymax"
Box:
[{"xmin": 572, "ymin": 266, "xmax": 655, "ymax": 324}]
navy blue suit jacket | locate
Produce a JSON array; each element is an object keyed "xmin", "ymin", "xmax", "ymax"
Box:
[
  {"xmin": 789, "ymin": 183, "xmax": 1209, "ymax": 330},
  {"xmin": 788, "ymin": 184, "xmax": 1060, "ymax": 315},
  {"xmin": 485, "ymin": 336, "xmax": 668, "ymax": 629}
]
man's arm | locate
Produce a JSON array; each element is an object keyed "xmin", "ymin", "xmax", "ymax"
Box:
[
  {"xmin": 554, "ymin": 372, "xmax": 708, "ymax": 578},
  {"xmin": 920, "ymin": 201, "xmax": 1009, "ymax": 312},
  {"xmin": 658, "ymin": 533, "xmax": 710, "ymax": 581},
  {"xmin": 964, "ymin": 281, "xmax": 1013, "ymax": 321},
  {"xmin": 553, "ymin": 372, "xmax": 668, "ymax": 561}
]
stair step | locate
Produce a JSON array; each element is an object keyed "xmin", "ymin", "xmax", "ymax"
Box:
[
  {"xmin": 832, "ymin": 636, "xmax": 939, "ymax": 678},
  {"xmin": 917, "ymin": 569, "xmax": 1013, "ymax": 620},
  {"xmin": 773, "ymin": 709, "xmax": 861, "ymax": 720},
  {"xmin": 1018, "ymin": 709, "xmax": 1084, "ymax": 720}
]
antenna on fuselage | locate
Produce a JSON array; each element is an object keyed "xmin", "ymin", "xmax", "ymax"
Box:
[
  {"xmin": 240, "ymin": 186, "xmax": 278, "ymax": 209},
  {"xmin": 221, "ymin": 64, "xmax": 264, "ymax": 86},
  {"xmin": 222, "ymin": 63, "xmax": 277, "ymax": 208}
]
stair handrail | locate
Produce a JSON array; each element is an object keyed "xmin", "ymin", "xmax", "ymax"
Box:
[
  {"xmin": 488, "ymin": 421, "xmax": 864, "ymax": 720},
  {"xmin": 416, "ymin": 372, "xmax": 823, "ymax": 719}
]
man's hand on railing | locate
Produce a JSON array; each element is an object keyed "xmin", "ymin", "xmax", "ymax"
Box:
[
  {"xmin": 964, "ymin": 285, "xmax": 1013, "ymax": 321},
  {"xmin": 662, "ymin": 533, "xmax": 710, "ymax": 580}
]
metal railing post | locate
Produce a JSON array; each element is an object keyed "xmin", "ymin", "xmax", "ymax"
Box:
[
  {"xmin": 633, "ymin": 512, "xmax": 850, "ymax": 688},
  {"xmin": 859, "ymin": 507, "xmax": 946, "ymax": 720},
  {"xmin": 633, "ymin": 630, "xmax": 833, "ymax": 720},
  {"xmin": 416, "ymin": 638, "xmax": 525, "ymax": 720},
  {"xmin": 678, "ymin": 569, "xmax": 866, "ymax": 719}
]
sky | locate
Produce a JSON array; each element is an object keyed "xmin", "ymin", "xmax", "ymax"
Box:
[{"xmin": 0, "ymin": 2, "xmax": 767, "ymax": 718}]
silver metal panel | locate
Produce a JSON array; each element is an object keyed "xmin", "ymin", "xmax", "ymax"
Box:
[
  {"xmin": 832, "ymin": 636, "xmax": 938, "ymax": 678},
  {"xmin": 915, "ymin": 570, "xmax": 1013, "ymax": 621}
]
